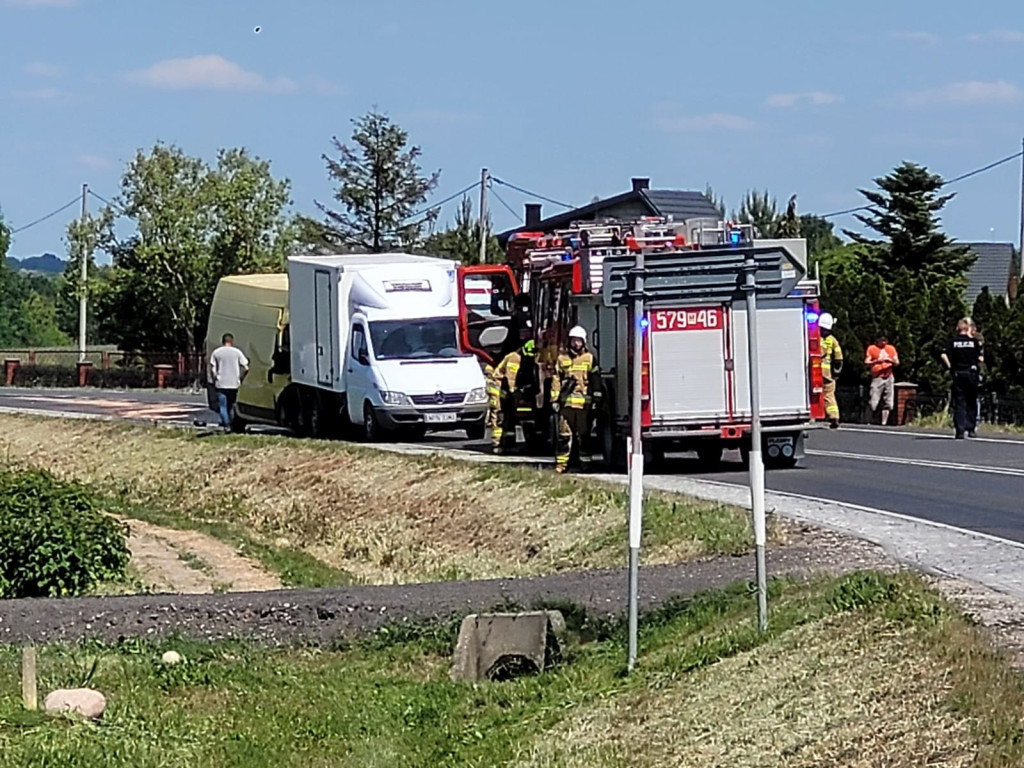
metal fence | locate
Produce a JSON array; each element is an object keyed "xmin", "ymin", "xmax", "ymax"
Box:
[
  {"xmin": 837, "ymin": 385, "xmax": 1024, "ymax": 427},
  {"xmin": 1, "ymin": 349, "xmax": 204, "ymax": 389}
]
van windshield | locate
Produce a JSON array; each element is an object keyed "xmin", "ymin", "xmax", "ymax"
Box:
[{"xmin": 369, "ymin": 318, "xmax": 461, "ymax": 360}]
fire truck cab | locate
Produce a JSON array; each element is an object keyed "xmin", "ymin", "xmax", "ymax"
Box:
[{"xmin": 495, "ymin": 217, "xmax": 825, "ymax": 469}]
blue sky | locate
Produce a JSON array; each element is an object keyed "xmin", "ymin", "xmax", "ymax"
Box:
[{"xmin": 2, "ymin": 0, "xmax": 1024, "ymax": 260}]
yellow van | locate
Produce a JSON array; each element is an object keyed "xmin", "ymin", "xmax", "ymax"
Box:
[{"xmin": 204, "ymin": 274, "xmax": 290, "ymax": 430}]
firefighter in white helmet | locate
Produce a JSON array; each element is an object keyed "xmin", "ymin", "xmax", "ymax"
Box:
[
  {"xmin": 550, "ymin": 325, "xmax": 602, "ymax": 473},
  {"xmin": 819, "ymin": 312, "xmax": 843, "ymax": 428}
]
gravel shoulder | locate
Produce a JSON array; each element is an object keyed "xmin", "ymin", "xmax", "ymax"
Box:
[{"xmin": 0, "ymin": 536, "xmax": 889, "ymax": 646}]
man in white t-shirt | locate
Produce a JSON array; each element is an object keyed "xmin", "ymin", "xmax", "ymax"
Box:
[{"xmin": 208, "ymin": 333, "xmax": 249, "ymax": 431}]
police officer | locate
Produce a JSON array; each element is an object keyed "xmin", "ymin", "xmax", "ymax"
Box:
[
  {"xmin": 941, "ymin": 318, "xmax": 984, "ymax": 439},
  {"xmin": 489, "ymin": 340, "xmax": 536, "ymax": 454},
  {"xmin": 550, "ymin": 326, "xmax": 601, "ymax": 473},
  {"xmin": 819, "ymin": 312, "xmax": 843, "ymax": 429}
]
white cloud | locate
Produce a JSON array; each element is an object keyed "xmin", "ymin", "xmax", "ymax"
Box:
[
  {"xmin": 24, "ymin": 61, "xmax": 64, "ymax": 77},
  {"xmin": 902, "ymin": 80, "xmax": 1023, "ymax": 107},
  {"xmin": 891, "ymin": 31, "xmax": 941, "ymax": 45},
  {"xmin": 76, "ymin": 154, "xmax": 110, "ymax": 169},
  {"xmin": 654, "ymin": 109, "xmax": 756, "ymax": 132},
  {"xmin": 763, "ymin": 91, "xmax": 842, "ymax": 108},
  {"xmin": 125, "ymin": 54, "xmax": 297, "ymax": 93},
  {"xmin": 11, "ymin": 87, "xmax": 69, "ymax": 102},
  {"xmin": 967, "ymin": 29, "xmax": 1024, "ymax": 43},
  {"xmin": 3, "ymin": 0, "xmax": 77, "ymax": 6}
]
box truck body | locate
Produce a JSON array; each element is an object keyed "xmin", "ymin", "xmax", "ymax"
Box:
[{"xmin": 287, "ymin": 253, "xmax": 488, "ymax": 439}]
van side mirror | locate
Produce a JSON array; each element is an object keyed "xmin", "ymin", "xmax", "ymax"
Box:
[
  {"xmin": 358, "ymin": 349, "xmax": 370, "ymax": 366},
  {"xmin": 478, "ymin": 326, "xmax": 509, "ymax": 348}
]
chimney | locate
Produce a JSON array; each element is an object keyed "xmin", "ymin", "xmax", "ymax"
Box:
[
  {"xmin": 631, "ymin": 177, "xmax": 650, "ymax": 192},
  {"xmin": 524, "ymin": 203, "xmax": 542, "ymax": 228}
]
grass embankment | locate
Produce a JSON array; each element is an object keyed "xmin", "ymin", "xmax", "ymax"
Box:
[
  {"xmin": 0, "ymin": 414, "xmax": 770, "ymax": 588},
  {"xmin": 2, "ymin": 572, "xmax": 1022, "ymax": 767}
]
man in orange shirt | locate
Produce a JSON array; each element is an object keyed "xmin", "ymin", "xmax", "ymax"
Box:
[{"xmin": 865, "ymin": 334, "xmax": 899, "ymax": 425}]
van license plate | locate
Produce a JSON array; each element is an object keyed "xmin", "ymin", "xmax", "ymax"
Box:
[{"xmin": 424, "ymin": 412, "xmax": 458, "ymax": 424}]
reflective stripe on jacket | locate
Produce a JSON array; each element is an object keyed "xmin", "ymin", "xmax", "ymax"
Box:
[
  {"xmin": 550, "ymin": 350, "xmax": 599, "ymax": 409},
  {"xmin": 490, "ymin": 351, "xmax": 523, "ymax": 396},
  {"xmin": 821, "ymin": 335, "xmax": 843, "ymax": 380}
]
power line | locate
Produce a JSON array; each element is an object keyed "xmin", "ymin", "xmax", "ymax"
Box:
[
  {"xmin": 822, "ymin": 149, "xmax": 1024, "ymax": 220},
  {"xmin": 490, "ymin": 187, "xmax": 522, "ymax": 223},
  {"xmin": 9, "ymin": 196, "xmax": 81, "ymax": 234},
  {"xmin": 87, "ymin": 189, "xmax": 115, "ymax": 208},
  {"xmin": 490, "ymin": 176, "xmax": 573, "ymax": 209},
  {"xmin": 406, "ymin": 180, "xmax": 481, "ymax": 221},
  {"xmin": 945, "ymin": 150, "xmax": 1022, "ymax": 184}
]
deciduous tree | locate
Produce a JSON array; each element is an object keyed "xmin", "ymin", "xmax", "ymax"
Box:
[{"xmin": 88, "ymin": 144, "xmax": 292, "ymax": 357}]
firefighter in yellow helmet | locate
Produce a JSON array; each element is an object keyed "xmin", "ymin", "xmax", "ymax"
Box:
[
  {"xmin": 819, "ymin": 312, "xmax": 843, "ymax": 428},
  {"xmin": 489, "ymin": 339, "xmax": 536, "ymax": 454},
  {"xmin": 550, "ymin": 326, "xmax": 602, "ymax": 473}
]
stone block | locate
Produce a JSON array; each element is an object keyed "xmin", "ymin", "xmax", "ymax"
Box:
[{"xmin": 44, "ymin": 688, "xmax": 107, "ymax": 720}]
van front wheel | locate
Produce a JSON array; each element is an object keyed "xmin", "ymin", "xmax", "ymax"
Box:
[{"xmin": 364, "ymin": 403, "xmax": 384, "ymax": 443}]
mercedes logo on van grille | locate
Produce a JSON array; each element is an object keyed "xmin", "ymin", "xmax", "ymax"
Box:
[{"xmin": 434, "ymin": 391, "xmax": 445, "ymax": 405}]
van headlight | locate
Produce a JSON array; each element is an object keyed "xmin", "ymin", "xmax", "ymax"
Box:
[
  {"xmin": 380, "ymin": 391, "xmax": 411, "ymax": 406},
  {"xmin": 467, "ymin": 387, "xmax": 487, "ymax": 404}
]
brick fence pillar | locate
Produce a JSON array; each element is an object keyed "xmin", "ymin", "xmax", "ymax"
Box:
[
  {"xmin": 154, "ymin": 364, "xmax": 173, "ymax": 389},
  {"xmin": 894, "ymin": 382, "xmax": 918, "ymax": 425},
  {"xmin": 76, "ymin": 360, "xmax": 93, "ymax": 387},
  {"xmin": 4, "ymin": 359, "xmax": 20, "ymax": 386}
]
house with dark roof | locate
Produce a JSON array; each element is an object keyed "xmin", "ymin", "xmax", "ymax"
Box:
[
  {"xmin": 497, "ymin": 177, "xmax": 723, "ymax": 246},
  {"xmin": 963, "ymin": 242, "xmax": 1017, "ymax": 309}
]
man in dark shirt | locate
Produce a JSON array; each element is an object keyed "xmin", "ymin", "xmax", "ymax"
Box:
[{"xmin": 941, "ymin": 318, "xmax": 984, "ymax": 439}]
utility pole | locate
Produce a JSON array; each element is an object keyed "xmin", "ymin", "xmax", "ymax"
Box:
[
  {"xmin": 626, "ymin": 248, "xmax": 646, "ymax": 672},
  {"xmin": 478, "ymin": 168, "xmax": 489, "ymax": 264},
  {"xmin": 78, "ymin": 184, "xmax": 89, "ymax": 363}
]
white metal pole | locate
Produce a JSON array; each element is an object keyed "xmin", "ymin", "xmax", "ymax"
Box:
[
  {"xmin": 1018, "ymin": 138, "xmax": 1023, "ymax": 278},
  {"xmin": 478, "ymin": 168, "xmax": 489, "ymax": 265},
  {"xmin": 78, "ymin": 184, "xmax": 88, "ymax": 363},
  {"xmin": 743, "ymin": 250, "xmax": 768, "ymax": 632},
  {"xmin": 627, "ymin": 248, "xmax": 645, "ymax": 672}
]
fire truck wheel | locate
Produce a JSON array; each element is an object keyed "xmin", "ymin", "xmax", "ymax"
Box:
[{"xmin": 696, "ymin": 443, "xmax": 723, "ymax": 468}]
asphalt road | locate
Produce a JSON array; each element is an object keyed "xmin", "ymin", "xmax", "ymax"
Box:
[{"xmin": 2, "ymin": 386, "xmax": 1023, "ymax": 545}]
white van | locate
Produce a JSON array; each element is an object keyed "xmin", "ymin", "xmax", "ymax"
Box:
[{"xmin": 286, "ymin": 253, "xmax": 488, "ymax": 440}]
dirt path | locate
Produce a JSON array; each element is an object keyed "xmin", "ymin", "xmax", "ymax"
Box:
[{"xmin": 123, "ymin": 518, "xmax": 281, "ymax": 594}]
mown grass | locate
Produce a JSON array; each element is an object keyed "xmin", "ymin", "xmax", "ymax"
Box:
[
  {"xmin": 1, "ymin": 572, "xmax": 1022, "ymax": 768},
  {"xmin": 0, "ymin": 415, "xmax": 768, "ymax": 587}
]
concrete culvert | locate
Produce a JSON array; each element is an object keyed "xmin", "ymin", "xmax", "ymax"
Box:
[{"xmin": 450, "ymin": 610, "xmax": 565, "ymax": 682}]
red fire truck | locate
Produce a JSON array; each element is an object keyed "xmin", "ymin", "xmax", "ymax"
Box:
[{"xmin": 457, "ymin": 217, "xmax": 825, "ymax": 468}]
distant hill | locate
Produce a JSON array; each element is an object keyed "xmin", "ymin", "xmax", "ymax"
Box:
[{"xmin": 5, "ymin": 253, "xmax": 66, "ymax": 274}]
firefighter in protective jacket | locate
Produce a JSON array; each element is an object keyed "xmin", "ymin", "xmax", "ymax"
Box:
[
  {"xmin": 819, "ymin": 312, "xmax": 843, "ymax": 428},
  {"xmin": 489, "ymin": 340, "xmax": 536, "ymax": 453},
  {"xmin": 550, "ymin": 326, "xmax": 602, "ymax": 473}
]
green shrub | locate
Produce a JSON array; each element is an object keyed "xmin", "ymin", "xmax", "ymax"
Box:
[{"xmin": 0, "ymin": 467, "xmax": 130, "ymax": 598}]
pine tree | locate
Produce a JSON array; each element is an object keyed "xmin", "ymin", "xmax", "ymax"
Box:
[
  {"xmin": 733, "ymin": 189, "xmax": 778, "ymax": 236},
  {"xmin": 845, "ymin": 161, "xmax": 974, "ymax": 283},
  {"xmin": 316, "ymin": 110, "xmax": 440, "ymax": 253}
]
